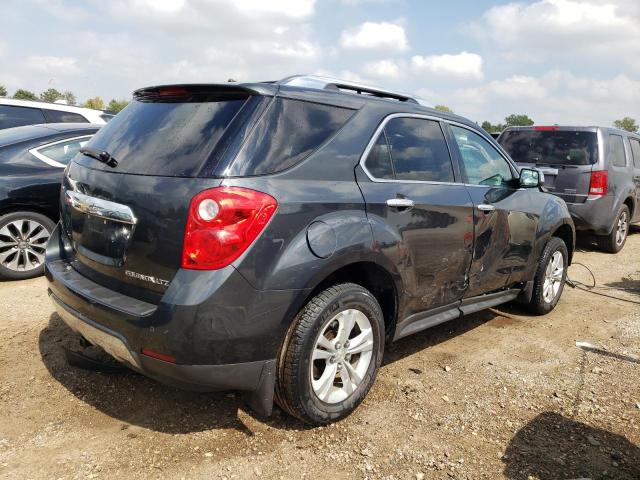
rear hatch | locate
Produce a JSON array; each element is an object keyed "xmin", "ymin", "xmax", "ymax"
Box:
[
  {"xmin": 60, "ymin": 85, "xmax": 270, "ymax": 302},
  {"xmin": 499, "ymin": 127, "xmax": 598, "ymax": 203}
]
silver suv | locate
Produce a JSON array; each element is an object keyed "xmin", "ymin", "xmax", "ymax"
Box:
[{"xmin": 499, "ymin": 126, "xmax": 640, "ymax": 253}]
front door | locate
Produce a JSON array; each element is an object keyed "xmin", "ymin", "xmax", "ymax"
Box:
[
  {"xmin": 356, "ymin": 115, "xmax": 474, "ymax": 318},
  {"xmin": 447, "ymin": 124, "xmax": 538, "ymax": 297}
]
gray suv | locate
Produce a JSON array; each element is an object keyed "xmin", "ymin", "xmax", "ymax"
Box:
[{"xmin": 499, "ymin": 126, "xmax": 640, "ymax": 252}]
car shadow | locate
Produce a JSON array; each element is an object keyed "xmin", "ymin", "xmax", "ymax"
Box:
[
  {"xmin": 502, "ymin": 411, "xmax": 640, "ymax": 479},
  {"xmin": 39, "ymin": 313, "xmax": 309, "ymax": 434},
  {"xmin": 604, "ymin": 273, "xmax": 640, "ymax": 298}
]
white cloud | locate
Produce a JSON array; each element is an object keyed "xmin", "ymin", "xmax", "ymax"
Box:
[
  {"xmin": 411, "ymin": 52, "xmax": 483, "ymax": 79},
  {"xmin": 340, "ymin": 22, "xmax": 408, "ymax": 52},
  {"xmin": 474, "ymin": 0, "xmax": 640, "ymax": 69},
  {"xmin": 234, "ymin": 0, "xmax": 315, "ymax": 18},
  {"xmin": 364, "ymin": 59, "xmax": 401, "ymax": 78},
  {"xmin": 25, "ymin": 56, "xmax": 81, "ymax": 75},
  {"xmin": 444, "ymin": 71, "xmax": 640, "ymax": 126}
]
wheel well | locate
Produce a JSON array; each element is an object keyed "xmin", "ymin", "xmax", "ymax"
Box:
[
  {"xmin": 311, "ymin": 262, "xmax": 398, "ymax": 340},
  {"xmin": 623, "ymin": 196, "xmax": 634, "ymax": 218},
  {"xmin": 0, "ymin": 205, "xmax": 58, "ymax": 223},
  {"xmin": 552, "ymin": 224, "xmax": 574, "ymax": 264}
]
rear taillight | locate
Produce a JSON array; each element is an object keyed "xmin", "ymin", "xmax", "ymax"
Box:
[
  {"xmin": 589, "ymin": 170, "xmax": 608, "ymax": 197},
  {"xmin": 181, "ymin": 187, "xmax": 277, "ymax": 270}
]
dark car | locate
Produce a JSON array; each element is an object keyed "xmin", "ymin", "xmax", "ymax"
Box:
[
  {"xmin": 45, "ymin": 76, "xmax": 575, "ymax": 424},
  {"xmin": 499, "ymin": 126, "xmax": 640, "ymax": 253},
  {"xmin": 0, "ymin": 123, "xmax": 99, "ymax": 279}
]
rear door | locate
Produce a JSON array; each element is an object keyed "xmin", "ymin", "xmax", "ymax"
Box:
[
  {"xmin": 628, "ymin": 137, "xmax": 640, "ymax": 222},
  {"xmin": 499, "ymin": 127, "xmax": 598, "ymax": 204},
  {"xmin": 356, "ymin": 115, "xmax": 474, "ymax": 316},
  {"xmin": 448, "ymin": 123, "xmax": 538, "ymax": 296}
]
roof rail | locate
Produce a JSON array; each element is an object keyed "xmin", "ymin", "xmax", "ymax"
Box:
[{"xmin": 278, "ymin": 75, "xmax": 428, "ymax": 105}]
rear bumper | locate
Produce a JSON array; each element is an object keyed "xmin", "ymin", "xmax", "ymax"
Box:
[
  {"xmin": 44, "ymin": 224, "xmax": 308, "ymax": 411},
  {"xmin": 566, "ymin": 195, "xmax": 615, "ymax": 234}
]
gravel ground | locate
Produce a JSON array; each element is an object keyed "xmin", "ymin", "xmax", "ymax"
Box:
[{"xmin": 0, "ymin": 232, "xmax": 639, "ymax": 480}]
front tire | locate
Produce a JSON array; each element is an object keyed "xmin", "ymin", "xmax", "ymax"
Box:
[
  {"xmin": 0, "ymin": 211, "xmax": 55, "ymax": 280},
  {"xmin": 275, "ymin": 283, "xmax": 385, "ymax": 425},
  {"xmin": 527, "ymin": 237, "xmax": 568, "ymax": 315},
  {"xmin": 597, "ymin": 205, "xmax": 630, "ymax": 253}
]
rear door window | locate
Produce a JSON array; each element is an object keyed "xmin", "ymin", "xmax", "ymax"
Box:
[
  {"xmin": 499, "ymin": 130, "xmax": 598, "ymax": 165},
  {"xmin": 630, "ymin": 138, "xmax": 640, "ymax": 168},
  {"xmin": 228, "ymin": 98, "xmax": 354, "ymax": 176},
  {"xmin": 42, "ymin": 109, "xmax": 89, "ymax": 123},
  {"xmin": 77, "ymin": 98, "xmax": 249, "ymax": 176},
  {"xmin": 452, "ymin": 125, "xmax": 514, "ymax": 186},
  {"xmin": 364, "ymin": 133, "xmax": 394, "ymax": 179},
  {"xmin": 0, "ymin": 105, "xmax": 46, "ymax": 129},
  {"xmin": 609, "ymin": 134, "xmax": 627, "ymax": 167},
  {"xmin": 385, "ymin": 118, "xmax": 454, "ymax": 182}
]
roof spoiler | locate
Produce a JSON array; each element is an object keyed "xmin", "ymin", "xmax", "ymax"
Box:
[{"xmin": 133, "ymin": 83, "xmax": 276, "ymax": 101}]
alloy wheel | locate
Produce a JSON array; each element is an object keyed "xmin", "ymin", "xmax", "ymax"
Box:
[
  {"xmin": 310, "ymin": 308, "xmax": 374, "ymax": 404},
  {"xmin": 615, "ymin": 211, "xmax": 628, "ymax": 246},
  {"xmin": 542, "ymin": 251, "xmax": 564, "ymax": 303},
  {"xmin": 0, "ymin": 219, "xmax": 50, "ymax": 272}
]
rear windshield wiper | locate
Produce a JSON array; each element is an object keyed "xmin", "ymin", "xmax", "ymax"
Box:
[{"xmin": 79, "ymin": 147, "xmax": 118, "ymax": 168}]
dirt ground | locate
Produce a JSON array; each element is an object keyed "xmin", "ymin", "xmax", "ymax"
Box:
[{"xmin": 1, "ymin": 232, "xmax": 639, "ymax": 480}]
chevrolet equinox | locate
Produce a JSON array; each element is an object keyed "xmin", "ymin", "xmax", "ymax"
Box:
[{"xmin": 45, "ymin": 75, "xmax": 575, "ymax": 424}]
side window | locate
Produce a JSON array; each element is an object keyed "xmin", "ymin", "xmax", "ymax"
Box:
[
  {"xmin": 42, "ymin": 109, "xmax": 89, "ymax": 123},
  {"xmin": 229, "ymin": 98, "xmax": 355, "ymax": 176},
  {"xmin": 0, "ymin": 105, "xmax": 46, "ymax": 129},
  {"xmin": 384, "ymin": 117, "xmax": 454, "ymax": 182},
  {"xmin": 609, "ymin": 134, "xmax": 627, "ymax": 167},
  {"xmin": 364, "ymin": 132, "xmax": 394, "ymax": 179},
  {"xmin": 630, "ymin": 138, "xmax": 640, "ymax": 169},
  {"xmin": 32, "ymin": 136, "xmax": 92, "ymax": 167},
  {"xmin": 451, "ymin": 125, "xmax": 514, "ymax": 186}
]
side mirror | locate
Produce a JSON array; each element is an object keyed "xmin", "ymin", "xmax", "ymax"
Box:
[{"xmin": 519, "ymin": 168, "xmax": 544, "ymax": 188}]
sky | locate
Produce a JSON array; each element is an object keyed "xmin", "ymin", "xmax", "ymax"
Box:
[{"xmin": 0, "ymin": 0, "xmax": 638, "ymax": 126}]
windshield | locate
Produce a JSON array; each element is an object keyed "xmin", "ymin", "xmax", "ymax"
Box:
[{"xmin": 500, "ymin": 130, "xmax": 598, "ymax": 166}]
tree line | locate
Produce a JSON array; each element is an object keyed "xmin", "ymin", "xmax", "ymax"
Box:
[
  {"xmin": 0, "ymin": 86, "xmax": 637, "ymax": 131},
  {"xmin": 0, "ymin": 85, "xmax": 129, "ymax": 113},
  {"xmin": 434, "ymin": 105, "xmax": 638, "ymax": 134}
]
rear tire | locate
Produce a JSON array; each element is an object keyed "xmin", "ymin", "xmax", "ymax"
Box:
[
  {"xmin": 597, "ymin": 205, "xmax": 630, "ymax": 253},
  {"xmin": 0, "ymin": 211, "xmax": 55, "ymax": 280},
  {"xmin": 526, "ymin": 237, "xmax": 568, "ymax": 315},
  {"xmin": 275, "ymin": 283, "xmax": 384, "ymax": 425}
]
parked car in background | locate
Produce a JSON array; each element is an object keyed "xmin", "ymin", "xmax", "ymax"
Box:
[
  {"xmin": 0, "ymin": 98, "xmax": 112, "ymax": 130},
  {"xmin": 0, "ymin": 123, "xmax": 100, "ymax": 279},
  {"xmin": 46, "ymin": 76, "xmax": 574, "ymax": 425},
  {"xmin": 499, "ymin": 126, "xmax": 640, "ymax": 253}
]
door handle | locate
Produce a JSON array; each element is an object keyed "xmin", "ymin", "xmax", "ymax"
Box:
[
  {"xmin": 477, "ymin": 204, "xmax": 496, "ymax": 212},
  {"xmin": 386, "ymin": 198, "xmax": 415, "ymax": 208}
]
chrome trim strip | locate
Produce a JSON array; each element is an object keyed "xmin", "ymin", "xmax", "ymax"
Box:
[
  {"xmin": 65, "ymin": 190, "xmax": 137, "ymax": 225},
  {"xmin": 358, "ymin": 113, "xmax": 461, "ymax": 186},
  {"xmin": 28, "ymin": 135, "xmax": 93, "ymax": 169}
]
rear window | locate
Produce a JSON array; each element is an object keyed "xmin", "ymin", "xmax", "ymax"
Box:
[
  {"xmin": 227, "ymin": 98, "xmax": 354, "ymax": 176},
  {"xmin": 0, "ymin": 105, "xmax": 46, "ymax": 130},
  {"xmin": 43, "ymin": 109, "xmax": 89, "ymax": 124},
  {"xmin": 630, "ymin": 138, "xmax": 640, "ymax": 169},
  {"xmin": 499, "ymin": 130, "xmax": 598, "ymax": 166},
  {"xmin": 76, "ymin": 97, "xmax": 249, "ymax": 176}
]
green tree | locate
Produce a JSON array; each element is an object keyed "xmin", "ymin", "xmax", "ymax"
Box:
[
  {"xmin": 62, "ymin": 91, "xmax": 76, "ymax": 105},
  {"xmin": 435, "ymin": 104, "xmax": 453, "ymax": 113},
  {"xmin": 504, "ymin": 114, "xmax": 534, "ymax": 127},
  {"xmin": 107, "ymin": 98, "xmax": 129, "ymax": 113},
  {"xmin": 82, "ymin": 96, "xmax": 105, "ymax": 110},
  {"xmin": 0, "ymin": 85, "xmax": 7, "ymax": 97},
  {"xmin": 613, "ymin": 117, "xmax": 638, "ymax": 133},
  {"xmin": 40, "ymin": 88, "xmax": 63, "ymax": 103},
  {"xmin": 13, "ymin": 89, "xmax": 37, "ymax": 100},
  {"xmin": 481, "ymin": 121, "xmax": 505, "ymax": 133}
]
